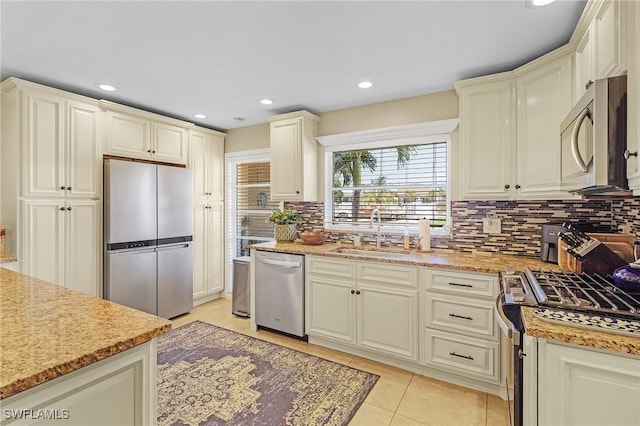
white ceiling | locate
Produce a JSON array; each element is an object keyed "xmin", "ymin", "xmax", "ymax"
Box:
[{"xmin": 1, "ymin": 0, "xmax": 586, "ymax": 131}]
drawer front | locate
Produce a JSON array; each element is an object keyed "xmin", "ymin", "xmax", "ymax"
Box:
[
  {"xmin": 357, "ymin": 261, "xmax": 418, "ymax": 288},
  {"xmin": 427, "ymin": 269, "xmax": 498, "ymax": 298},
  {"xmin": 426, "ymin": 294, "xmax": 497, "ymax": 340},
  {"xmin": 306, "ymin": 256, "xmax": 356, "ymax": 279},
  {"xmin": 424, "ymin": 329, "xmax": 500, "ymax": 382}
]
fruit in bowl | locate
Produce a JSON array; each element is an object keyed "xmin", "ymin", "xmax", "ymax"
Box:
[{"xmin": 299, "ymin": 231, "xmax": 330, "ymax": 245}]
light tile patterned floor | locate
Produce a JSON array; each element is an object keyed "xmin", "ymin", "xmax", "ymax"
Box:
[{"xmin": 171, "ymin": 298, "xmax": 509, "ymax": 426}]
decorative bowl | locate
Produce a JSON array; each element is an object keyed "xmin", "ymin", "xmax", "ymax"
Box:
[
  {"xmin": 299, "ymin": 231, "xmax": 329, "ymax": 245},
  {"xmin": 612, "ymin": 261, "xmax": 640, "ymax": 292}
]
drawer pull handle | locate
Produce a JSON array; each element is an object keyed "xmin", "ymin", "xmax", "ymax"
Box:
[
  {"xmin": 448, "ymin": 282, "xmax": 473, "ymax": 288},
  {"xmin": 449, "ymin": 313, "xmax": 473, "ymax": 321},
  {"xmin": 450, "ymin": 352, "xmax": 474, "ymax": 361}
]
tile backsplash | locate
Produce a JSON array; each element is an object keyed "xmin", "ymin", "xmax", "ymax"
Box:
[{"xmin": 284, "ymin": 198, "xmax": 640, "ymax": 258}]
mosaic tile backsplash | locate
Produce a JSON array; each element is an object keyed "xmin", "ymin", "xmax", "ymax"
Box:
[{"xmin": 284, "ymin": 198, "xmax": 640, "ymax": 258}]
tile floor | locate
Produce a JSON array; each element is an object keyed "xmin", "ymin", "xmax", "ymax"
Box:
[{"xmin": 172, "ymin": 298, "xmax": 509, "ymax": 426}]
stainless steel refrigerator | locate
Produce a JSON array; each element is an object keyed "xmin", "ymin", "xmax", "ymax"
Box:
[{"xmin": 104, "ymin": 159, "xmax": 193, "ymax": 319}]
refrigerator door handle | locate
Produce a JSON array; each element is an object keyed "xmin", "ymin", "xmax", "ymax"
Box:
[
  {"xmin": 157, "ymin": 243, "xmax": 192, "ymax": 251},
  {"xmin": 108, "ymin": 247, "xmax": 157, "ymax": 255}
]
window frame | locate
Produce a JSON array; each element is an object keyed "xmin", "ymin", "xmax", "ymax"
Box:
[{"xmin": 318, "ymin": 119, "xmax": 458, "ymax": 235}]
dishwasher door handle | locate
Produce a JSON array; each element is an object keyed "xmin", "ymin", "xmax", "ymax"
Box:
[{"xmin": 257, "ymin": 256, "xmax": 301, "ymax": 268}]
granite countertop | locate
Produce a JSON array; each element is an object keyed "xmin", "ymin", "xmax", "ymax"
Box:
[
  {"xmin": 250, "ymin": 241, "xmax": 561, "ymax": 274},
  {"xmin": 0, "ymin": 268, "xmax": 172, "ymax": 399},
  {"xmin": 521, "ymin": 307, "xmax": 640, "ymax": 356}
]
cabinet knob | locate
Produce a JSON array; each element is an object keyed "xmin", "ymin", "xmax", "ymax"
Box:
[
  {"xmin": 147, "ymin": 149, "xmax": 151, "ymax": 153},
  {"xmin": 504, "ymin": 184, "xmax": 510, "ymax": 189},
  {"xmin": 585, "ymin": 80, "xmax": 594, "ymax": 90},
  {"xmin": 355, "ymin": 290, "xmax": 361, "ymax": 295},
  {"xmin": 67, "ymin": 186, "xmax": 72, "ymax": 190},
  {"xmin": 350, "ymin": 290, "xmax": 355, "ymax": 294},
  {"xmin": 624, "ymin": 149, "xmax": 638, "ymax": 160},
  {"xmin": 60, "ymin": 186, "xmax": 66, "ymax": 190},
  {"xmin": 152, "ymin": 150, "xmax": 156, "ymax": 154},
  {"xmin": 67, "ymin": 207, "xmax": 72, "ymax": 211},
  {"xmin": 296, "ymin": 190, "xmax": 300, "ymax": 194},
  {"xmin": 59, "ymin": 207, "xmax": 65, "ymax": 211},
  {"xmin": 515, "ymin": 184, "xmax": 521, "ymax": 189}
]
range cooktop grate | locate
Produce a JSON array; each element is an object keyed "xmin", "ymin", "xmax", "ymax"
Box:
[{"xmin": 527, "ymin": 270, "xmax": 640, "ymax": 319}]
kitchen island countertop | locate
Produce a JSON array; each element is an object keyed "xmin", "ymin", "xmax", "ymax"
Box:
[
  {"xmin": 0, "ymin": 268, "xmax": 171, "ymax": 399},
  {"xmin": 250, "ymin": 241, "xmax": 561, "ymax": 274}
]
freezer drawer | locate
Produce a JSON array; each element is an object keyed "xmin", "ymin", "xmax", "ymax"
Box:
[
  {"xmin": 255, "ymin": 251, "xmax": 305, "ymax": 337},
  {"xmin": 157, "ymin": 242, "xmax": 193, "ymax": 318},
  {"xmin": 105, "ymin": 248, "xmax": 157, "ymax": 315}
]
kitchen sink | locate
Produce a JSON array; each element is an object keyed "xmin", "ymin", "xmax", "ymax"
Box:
[{"xmin": 330, "ymin": 248, "xmax": 411, "ymax": 259}]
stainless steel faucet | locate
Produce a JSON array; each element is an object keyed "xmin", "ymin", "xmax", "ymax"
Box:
[{"xmin": 369, "ymin": 208, "xmax": 382, "ymax": 249}]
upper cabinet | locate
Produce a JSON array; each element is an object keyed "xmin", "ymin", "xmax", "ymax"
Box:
[
  {"xmin": 103, "ymin": 102, "xmax": 190, "ymax": 165},
  {"xmin": 189, "ymin": 127, "xmax": 225, "ymax": 202},
  {"xmin": 626, "ymin": 0, "xmax": 640, "ymax": 194},
  {"xmin": 574, "ymin": 0, "xmax": 626, "ymax": 101},
  {"xmin": 268, "ymin": 110, "xmax": 320, "ymax": 202},
  {"xmin": 455, "ymin": 53, "xmax": 573, "ymax": 200}
]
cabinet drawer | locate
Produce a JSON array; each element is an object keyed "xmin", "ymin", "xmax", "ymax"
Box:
[
  {"xmin": 357, "ymin": 261, "xmax": 418, "ymax": 288},
  {"xmin": 426, "ymin": 269, "xmax": 497, "ymax": 298},
  {"xmin": 426, "ymin": 294, "xmax": 497, "ymax": 340},
  {"xmin": 306, "ymin": 256, "xmax": 356, "ymax": 279},
  {"xmin": 424, "ymin": 329, "xmax": 500, "ymax": 382}
]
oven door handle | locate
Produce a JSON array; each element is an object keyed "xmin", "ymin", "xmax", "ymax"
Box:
[{"xmin": 495, "ymin": 297, "xmax": 518, "ymax": 340}]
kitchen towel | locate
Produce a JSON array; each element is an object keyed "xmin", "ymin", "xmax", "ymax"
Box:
[{"xmin": 419, "ymin": 218, "xmax": 431, "ymax": 251}]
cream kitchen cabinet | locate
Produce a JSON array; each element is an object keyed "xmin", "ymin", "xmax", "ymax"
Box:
[
  {"xmin": 423, "ymin": 268, "xmax": 501, "ymax": 383},
  {"xmin": 268, "ymin": 110, "xmax": 320, "ymax": 202},
  {"xmin": 192, "ymin": 201, "xmax": 224, "ymax": 301},
  {"xmin": 626, "ymin": 0, "xmax": 640, "ymax": 194},
  {"xmin": 574, "ymin": 0, "xmax": 626, "ymax": 101},
  {"xmin": 104, "ymin": 104, "xmax": 190, "ymax": 165},
  {"xmin": 189, "ymin": 127, "xmax": 225, "ymax": 203},
  {"xmin": 21, "ymin": 199, "xmax": 101, "ymax": 297},
  {"xmin": 1, "ymin": 80, "xmax": 101, "ymax": 199},
  {"xmin": 306, "ymin": 256, "xmax": 419, "ymax": 362},
  {"xmin": 537, "ymin": 339, "xmax": 640, "ymax": 426},
  {"xmin": 455, "ymin": 53, "xmax": 573, "ymax": 200}
]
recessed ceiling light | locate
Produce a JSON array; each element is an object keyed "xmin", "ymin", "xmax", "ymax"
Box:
[
  {"xmin": 531, "ymin": 0, "xmax": 555, "ymax": 6},
  {"xmin": 260, "ymin": 98, "xmax": 274, "ymax": 105},
  {"xmin": 194, "ymin": 114, "xmax": 206, "ymax": 119},
  {"xmin": 96, "ymin": 83, "xmax": 116, "ymax": 92},
  {"xmin": 358, "ymin": 81, "xmax": 373, "ymax": 89}
]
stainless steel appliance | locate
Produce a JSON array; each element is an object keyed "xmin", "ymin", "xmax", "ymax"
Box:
[
  {"xmin": 104, "ymin": 159, "xmax": 193, "ymax": 319},
  {"xmin": 496, "ymin": 268, "xmax": 640, "ymax": 426},
  {"xmin": 254, "ymin": 251, "xmax": 305, "ymax": 338},
  {"xmin": 560, "ymin": 75, "xmax": 630, "ymax": 196},
  {"xmin": 232, "ymin": 256, "xmax": 251, "ymax": 317},
  {"xmin": 540, "ymin": 224, "xmax": 567, "ymax": 263}
]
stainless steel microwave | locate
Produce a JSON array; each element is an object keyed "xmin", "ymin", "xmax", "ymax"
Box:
[{"xmin": 560, "ymin": 75, "xmax": 628, "ymax": 196}]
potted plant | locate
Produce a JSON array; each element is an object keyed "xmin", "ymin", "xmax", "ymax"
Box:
[{"xmin": 268, "ymin": 209, "xmax": 302, "ymax": 242}]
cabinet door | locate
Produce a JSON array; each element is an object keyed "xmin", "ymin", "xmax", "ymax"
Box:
[
  {"xmin": 306, "ymin": 274, "xmax": 356, "ymax": 344},
  {"xmin": 152, "ymin": 122, "xmax": 188, "ymax": 164},
  {"xmin": 105, "ymin": 111, "xmax": 150, "ymax": 158},
  {"xmin": 65, "ymin": 200, "xmax": 101, "ymax": 296},
  {"xmin": 208, "ymin": 135, "xmax": 225, "ymax": 202},
  {"xmin": 22, "ymin": 90, "xmax": 65, "ymax": 197},
  {"xmin": 270, "ymin": 118, "xmax": 302, "ymax": 201},
  {"xmin": 516, "ymin": 55, "xmax": 573, "ymax": 198},
  {"xmin": 192, "ymin": 203, "xmax": 208, "ymax": 299},
  {"xmin": 538, "ymin": 341, "xmax": 640, "ymax": 426},
  {"xmin": 207, "ymin": 202, "xmax": 224, "ymax": 294},
  {"xmin": 189, "ymin": 131, "xmax": 209, "ymax": 200},
  {"xmin": 459, "ymin": 81, "xmax": 515, "ymax": 199},
  {"xmin": 627, "ymin": 1, "xmax": 640, "ymax": 194},
  {"xmin": 594, "ymin": 0, "xmax": 624, "ymax": 79},
  {"xmin": 574, "ymin": 29, "xmax": 594, "ymax": 101},
  {"xmin": 67, "ymin": 101, "xmax": 101, "ymax": 198},
  {"xmin": 22, "ymin": 200, "xmax": 65, "ymax": 285},
  {"xmin": 358, "ymin": 283, "xmax": 418, "ymax": 361}
]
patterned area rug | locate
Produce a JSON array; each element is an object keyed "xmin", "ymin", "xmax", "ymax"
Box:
[{"xmin": 157, "ymin": 321, "xmax": 379, "ymax": 425}]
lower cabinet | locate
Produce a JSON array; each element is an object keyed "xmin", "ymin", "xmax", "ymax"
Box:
[
  {"xmin": 1, "ymin": 340, "xmax": 158, "ymax": 425},
  {"xmin": 537, "ymin": 339, "xmax": 640, "ymax": 426},
  {"xmin": 192, "ymin": 201, "xmax": 223, "ymax": 300},
  {"xmin": 423, "ymin": 268, "xmax": 501, "ymax": 383},
  {"xmin": 305, "ymin": 256, "xmax": 419, "ymax": 362},
  {"xmin": 21, "ymin": 198, "xmax": 101, "ymax": 297}
]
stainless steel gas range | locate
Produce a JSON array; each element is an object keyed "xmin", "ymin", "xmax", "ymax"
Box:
[{"xmin": 495, "ymin": 268, "xmax": 640, "ymax": 426}]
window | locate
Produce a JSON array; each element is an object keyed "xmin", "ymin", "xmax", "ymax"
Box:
[
  {"xmin": 226, "ymin": 150, "xmax": 275, "ymax": 292},
  {"xmin": 319, "ymin": 119, "xmax": 458, "ymax": 233}
]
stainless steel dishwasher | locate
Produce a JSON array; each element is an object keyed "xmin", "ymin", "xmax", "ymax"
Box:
[{"xmin": 254, "ymin": 251, "xmax": 305, "ymax": 338}]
